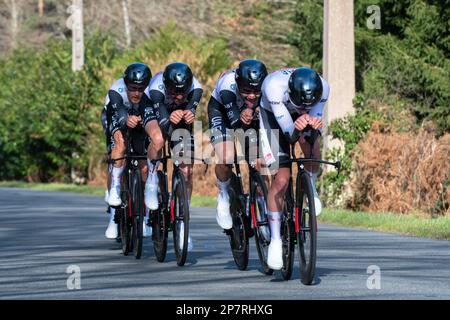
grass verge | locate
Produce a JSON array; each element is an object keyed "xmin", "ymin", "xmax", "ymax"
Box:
[{"xmin": 319, "ymin": 208, "xmax": 450, "ymax": 241}]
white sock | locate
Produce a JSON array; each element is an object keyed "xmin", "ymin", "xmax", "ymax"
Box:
[
  {"xmin": 217, "ymin": 178, "xmax": 231, "ymax": 194},
  {"xmin": 112, "ymin": 166, "xmax": 124, "ymax": 186},
  {"xmin": 147, "ymin": 160, "xmax": 160, "ymax": 185},
  {"xmin": 109, "ymin": 207, "xmax": 116, "ymax": 222},
  {"xmin": 268, "ymin": 211, "xmax": 281, "ymax": 241}
]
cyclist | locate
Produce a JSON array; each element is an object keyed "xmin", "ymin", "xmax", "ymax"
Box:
[
  {"xmin": 142, "ymin": 62, "xmax": 203, "ymax": 252},
  {"xmin": 259, "ymin": 67, "xmax": 330, "ymax": 270},
  {"xmin": 208, "ymin": 59, "xmax": 268, "ymax": 230},
  {"xmin": 102, "ymin": 62, "xmax": 153, "ymax": 239}
]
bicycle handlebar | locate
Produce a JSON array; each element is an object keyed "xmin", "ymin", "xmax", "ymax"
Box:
[{"xmin": 291, "ymin": 158, "xmax": 341, "ymax": 175}]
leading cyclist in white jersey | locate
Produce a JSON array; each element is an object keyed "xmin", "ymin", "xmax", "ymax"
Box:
[{"xmin": 259, "ymin": 67, "xmax": 330, "ymax": 270}]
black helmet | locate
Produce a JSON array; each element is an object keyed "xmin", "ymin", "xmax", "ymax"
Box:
[
  {"xmin": 288, "ymin": 67, "xmax": 323, "ymax": 108},
  {"xmin": 124, "ymin": 62, "xmax": 152, "ymax": 89},
  {"xmin": 163, "ymin": 62, "xmax": 193, "ymax": 95},
  {"xmin": 235, "ymin": 59, "xmax": 268, "ymax": 92}
]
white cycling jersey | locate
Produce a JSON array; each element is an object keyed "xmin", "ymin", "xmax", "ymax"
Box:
[
  {"xmin": 211, "ymin": 69, "xmax": 245, "ymax": 108},
  {"xmin": 260, "ymin": 68, "xmax": 330, "ymax": 137}
]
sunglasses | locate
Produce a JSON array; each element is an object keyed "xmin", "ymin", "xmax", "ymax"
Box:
[{"xmin": 127, "ymin": 84, "xmax": 146, "ymax": 92}]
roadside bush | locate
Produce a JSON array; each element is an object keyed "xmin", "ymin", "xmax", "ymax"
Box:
[{"xmin": 347, "ymin": 124, "xmax": 450, "ymax": 216}]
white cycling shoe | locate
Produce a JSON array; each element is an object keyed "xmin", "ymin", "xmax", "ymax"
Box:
[
  {"xmin": 216, "ymin": 192, "xmax": 232, "ymax": 230},
  {"xmin": 267, "ymin": 238, "xmax": 283, "ymax": 270},
  {"xmin": 144, "ymin": 182, "xmax": 159, "ymax": 210},
  {"xmin": 108, "ymin": 184, "xmax": 121, "ymax": 207},
  {"xmin": 105, "ymin": 215, "xmax": 118, "ymax": 239},
  {"xmin": 178, "ymin": 221, "xmax": 193, "ymax": 252},
  {"xmin": 104, "ymin": 189, "xmax": 109, "ymax": 204}
]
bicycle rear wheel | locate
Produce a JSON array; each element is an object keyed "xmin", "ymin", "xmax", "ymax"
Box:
[
  {"xmin": 281, "ymin": 177, "xmax": 295, "ymax": 280},
  {"xmin": 251, "ymin": 172, "xmax": 272, "ymax": 275},
  {"xmin": 152, "ymin": 170, "xmax": 169, "ymax": 262},
  {"xmin": 172, "ymin": 170, "xmax": 190, "ymax": 266},
  {"xmin": 296, "ymin": 171, "xmax": 317, "ymax": 285},
  {"xmin": 131, "ymin": 170, "xmax": 144, "ymax": 259},
  {"xmin": 228, "ymin": 173, "xmax": 249, "ymax": 271}
]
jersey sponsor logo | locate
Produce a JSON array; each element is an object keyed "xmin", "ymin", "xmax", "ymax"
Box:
[
  {"xmin": 158, "ymin": 84, "xmax": 165, "ymax": 91},
  {"xmin": 118, "ymin": 87, "xmax": 124, "ymax": 93},
  {"xmin": 276, "ymin": 115, "xmax": 284, "ymax": 120},
  {"xmin": 144, "ymin": 107, "xmax": 153, "ymax": 117},
  {"xmin": 224, "ymin": 102, "xmax": 233, "ymax": 110},
  {"xmin": 227, "ymin": 111, "xmax": 234, "ymax": 119},
  {"xmin": 320, "ymin": 99, "xmax": 327, "ymax": 103},
  {"xmin": 211, "ymin": 116, "xmax": 222, "ymax": 129},
  {"xmin": 269, "ymin": 101, "xmax": 281, "ymax": 105},
  {"xmin": 230, "ymin": 83, "xmax": 237, "ymax": 90}
]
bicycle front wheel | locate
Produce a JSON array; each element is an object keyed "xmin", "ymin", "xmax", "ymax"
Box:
[
  {"xmin": 228, "ymin": 173, "xmax": 249, "ymax": 271},
  {"xmin": 281, "ymin": 177, "xmax": 295, "ymax": 281},
  {"xmin": 172, "ymin": 170, "xmax": 190, "ymax": 266},
  {"xmin": 119, "ymin": 173, "xmax": 132, "ymax": 256},
  {"xmin": 131, "ymin": 169, "xmax": 144, "ymax": 259},
  {"xmin": 296, "ymin": 171, "xmax": 317, "ymax": 285},
  {"xmin": 152, "ymin": 170, "xmax": 169, "ymax": 262},
  {"xmin": 251, "ymin": 172, "xmax": 272, "ymax": 275}
]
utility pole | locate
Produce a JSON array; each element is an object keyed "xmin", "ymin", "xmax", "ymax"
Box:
[
  {"xmin": 122, "ymin": 0, "xmax": 131, "ymax": 49},
  {"xmin": 322, "ymin": 0, "xmax": 355, "ymax": 152},
  {"xmin": 38, "ymin": 0, "xmax": 44, "ymax": 17},
  {"xmin": 10, "ymin": 0, "xmax": 18, "ymax": 49},
  {"xmin": 67, "ymin": 0, "xmax": 84, "ymax": 72}
]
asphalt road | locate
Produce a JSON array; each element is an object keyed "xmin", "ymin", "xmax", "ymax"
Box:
[{"xmin": 0, "ymin": 187, "xmax": 449, "ymax": 300}]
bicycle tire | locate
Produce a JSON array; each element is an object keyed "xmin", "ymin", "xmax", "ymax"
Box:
[
  {"xmin": 228, "ymin": 173, "xmax": 249, "ymax": 271},
  {"xmin": 281, "ymin": 177, "xmax": 295, "ymax": 280},
  {"xmin": 131, "ymin": 170, "xmax": 144, "ymax": 259},
  {"xmin": 152, "ymin": 170, "xmax": 169, "ymax": 262},
  {"xmin": 172, "ymin": 170, "xmax": 190, "ymax": 266},
  {"xmin": 251, "ymin": 172, "xmax": 273, "ymax": 275},
  {"xmin": 296, "ymin": 171, "xmax": 317, "ymax": 285},
  {"xmin": 119, "ymin": 173, "xmax": 132, "ymax": 255}
]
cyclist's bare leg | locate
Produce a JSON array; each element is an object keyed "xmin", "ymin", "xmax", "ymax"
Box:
[
  {"xmin": 144, "ymin": 120, "xmax": 164, "ymax": 209},
  {"xmin": 299, "ymin": 135, "xmax": 322, "ymax": 215},
  {"xmin": 138, "ymin": 160, "xmax": 148, "ymax": 183},
  {"xmin": 145, "ymin": 120, "xmax": 164, "ymax": 162},
  {"xmin": 267, "ymin": 167, "xmax": 291, "ymax": 212},
  {"xmin": 108, "ymin": 130, "xmax": 127, "ymax": 206},
  {"xmin": 111, "ymin": 130, "xmax": 126, "ymax": 168},
  {"xmin": 214, "ymin": 140, "xmax": 235, "ymax": 229},
  {"xmin": 214, "ymin": 140, "xmax": 234, "ymax": 182},
  {"xmin": 299, "ymin": 135, "xmax": 321, "ymax": 173},
  {"xmin": 179, "ymin": 163, "xmax": 193, "ymax": 201}
]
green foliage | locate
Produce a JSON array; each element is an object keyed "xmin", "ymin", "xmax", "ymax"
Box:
[
  {"xmin": 0, "ymin": 33, "xmax": 118, "ymax": 181},
  {"xmin": 286, "ymin": 0, "xmax": 323, "ymax": 70}
]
